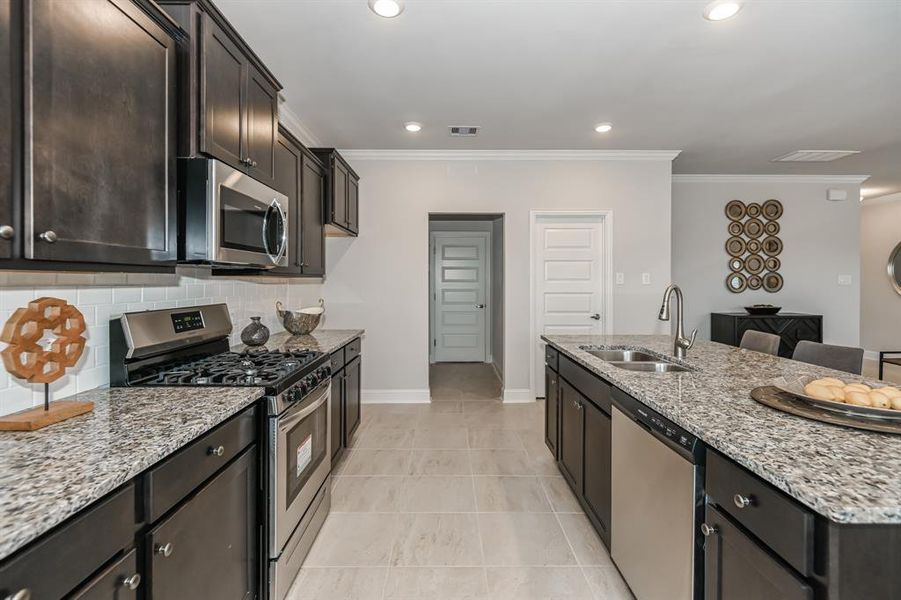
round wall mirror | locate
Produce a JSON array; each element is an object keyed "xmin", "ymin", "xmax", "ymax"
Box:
[{"xmin": 888, "ymin": 241, "xmax": 901, "ymax": 295}]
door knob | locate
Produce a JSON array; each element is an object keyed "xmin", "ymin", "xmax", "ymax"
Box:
[
  {"xmin": 38, "ymin": 230, "xmax": 58, "ymax": 243},
  {"xmin": 590, "ymin": 313, "xmax": 601, "ymax": 320},
  {"xmin": 475, "ymin": 304, "xmax": 486, "ymax": 309},
  {"xmin": 0, "ymin": 225, "xmax": 13, "ymax": 240}
]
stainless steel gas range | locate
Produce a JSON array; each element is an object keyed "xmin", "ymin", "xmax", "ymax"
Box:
[{"xmin": 109, "ymin": 303, "xmax": 331, "ymax": 600}]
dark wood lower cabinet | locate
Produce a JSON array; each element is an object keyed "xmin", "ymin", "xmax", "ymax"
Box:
[
  {"xmin": 330, "ymin": 372, "xmax": 344, "ymax": 462},
  {"xmin": 71, "ymin": 549, "xmax": 140, "ymax": 600},
  {"xmin": 147, "ymin": 446, "xmax": 258, "ymax": 600},
  {"xmin": 544, "ymin": 366, "xmax": 559, "ymax": 457},
  {"xmin": 558, "ymin": 379, "xmax": 584, "ymax": 493},
  {"xmin": 344, "ymin": 357, "xmax": 361, "ymax": 445},
  {"xmin": 329, "ymin": 339, "xmax": 363, "ymax": 462},
  {"xmin": 582, "ymin": 399, "xmax": 611, "ymax": 547}
]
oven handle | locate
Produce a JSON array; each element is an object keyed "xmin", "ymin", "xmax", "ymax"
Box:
[{"xmin": 278, "ymin": 383, "xmax": 329, "ymax": 432}]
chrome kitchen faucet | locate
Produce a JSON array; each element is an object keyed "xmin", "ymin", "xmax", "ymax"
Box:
[{"xmin": 658, "ymin": 284, "xmax": 698, "ymax": 359}]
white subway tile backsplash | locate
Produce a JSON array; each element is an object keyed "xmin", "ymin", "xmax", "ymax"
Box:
[
  {"xmin": 77, "ymin": 287, "xmax": 113, "ymax": 306},
  {"xmin": 113, "ymin": 286, "xmax": 143, "ymax": 304}
]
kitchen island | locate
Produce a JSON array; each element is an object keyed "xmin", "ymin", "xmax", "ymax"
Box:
[{"xmin": 543, "ymin": 334, "xmax": 901, "ymax": 600}]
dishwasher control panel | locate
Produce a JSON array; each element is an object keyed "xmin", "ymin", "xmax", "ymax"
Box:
[{"xmin": 614, "ymin": 387, "xmax": 705, "ymax": 464}]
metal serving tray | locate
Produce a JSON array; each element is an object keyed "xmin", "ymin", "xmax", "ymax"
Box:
[
  {"xmin": 751, "ymin": 386, "xmax": 901, "ymax": 435},
  {"xmin": 771, "ymin": 375, "xmax": 901, "ymax": 421}
]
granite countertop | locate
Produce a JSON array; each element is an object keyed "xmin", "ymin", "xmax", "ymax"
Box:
[
  {"xmin": 234, "ymin": 329, "xmax": 364, "ymax": 355},
  {"xmin": 543, "ymin": 335, "xmax": 901, "ymax": 525},
  {"xmin": 0, "ymin": 386, "xmax": 265, "ymax": 562}
]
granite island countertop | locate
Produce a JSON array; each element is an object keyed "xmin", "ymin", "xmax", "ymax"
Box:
[
  {"xmin": 0, "ymin": 385, "xmax": 265, "ymax": 562},
  {"xmin": 234, "ymin": 329, "xmax": 364, "ymax": 355},
  {"xmin": 543, "ymin": 334, "xmax": 901, "ymax": 525}
]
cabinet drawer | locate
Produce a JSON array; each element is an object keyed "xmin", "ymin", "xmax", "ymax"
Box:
[
  {"xmin": 0, "ymin": 484, "xmax": 135, "ymax": 600},
  {"xmin": 707, "ymin": 451, "xmax": 814, "ymax": 576},
  {"xmin": 345, "ymin": 338, "xmax": 361, "ymax": 363},
  {"xmin": 71, "ymin": 549, "xmax": 140, "ymax": 600},
  {"xmin": 559, "ymin": 355, "xmax": 611, "ymax": 414},
  {"xmin": 545, "ymin": 346, "xmax": 559, "ymax": 371},
  {"xmin": 144, "ymin": 405, "xmax": 257, "ymax": 523},
  {"xmin": 331, "ymin": 348, "xmax": 345, "ymax": 373}
]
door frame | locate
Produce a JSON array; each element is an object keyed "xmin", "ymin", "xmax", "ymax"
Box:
[
  {"xmin": 529, "ymin": 210, "xmax": 614, "ymax": 398},
  {"xmin": 429, "ymin": 230, "xmax": 492, "ymax": 364}
]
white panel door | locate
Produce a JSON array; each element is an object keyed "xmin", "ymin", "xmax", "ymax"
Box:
[
  {"xmin": 433, "ymin": 233, "xmax": 488, "ymax": 362},
  {"xmin": 534, "ymin": 216, "xmax": 606, "ymax": 394}
]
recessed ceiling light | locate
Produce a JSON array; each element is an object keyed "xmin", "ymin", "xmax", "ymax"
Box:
[
  {"xmin": 369, "ymin": 0, "xmax": 404, "ymax": 18},
  {"xmin": 594, "ymin": 122, "xmax": 613, "ymax": 134},
  {"xmin": 703, "ymin": 1, "xmax": 742, "ymax": 21},
  {"xmin": 404, "ymin": 121, "xmax": 422, "ymax": 133}
]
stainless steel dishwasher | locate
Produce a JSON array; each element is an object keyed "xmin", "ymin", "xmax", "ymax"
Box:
[{"xmin": 611, "ymin": 389, "xmax": 705, "ymax": 600}]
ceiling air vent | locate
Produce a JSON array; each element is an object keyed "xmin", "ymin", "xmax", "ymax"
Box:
[
  {"xmin": 772, "ymin": 150, "xmax": 860, "ymax": 162},
  {"xmin": 449, "ymin": 126, "xmax": 479, "ymax": 137}
]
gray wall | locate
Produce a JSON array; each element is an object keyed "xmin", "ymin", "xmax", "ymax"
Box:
[
  {"xmin": 860, "ymin": 193, "xmax": 901, "ymax": 353},
  {"xmin": 672, "ymin": 179, "xmax": 861, "ymax": 346}
]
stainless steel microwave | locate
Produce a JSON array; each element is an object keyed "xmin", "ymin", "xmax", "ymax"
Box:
[{"xmin": 180, "ymin": 159, "xmax": 289, "ymax": 268}]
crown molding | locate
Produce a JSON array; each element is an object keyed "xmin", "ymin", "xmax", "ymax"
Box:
[
  {"xmin": 672, "ymin": 174, "xmax": 870, "ymax": 184},
  {"xmin": 278, "ymin": 103, "xmax": 323, "ymax": 148},
  {"xmin": 338, "ymin": 149, "xmax": 682, "ymax": 161}
]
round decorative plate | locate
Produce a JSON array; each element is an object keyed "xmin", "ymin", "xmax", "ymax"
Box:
[
  {"xmin": 763, "ymin": 271, "xmax": 784, "ymax": 293},
  {"xmin": 762, "ymin": 199, "xmax": 783, "ymax": 220},
  {"xmin": 764, "ymin": 257, "xmax": 781, "ymax": 271},
  {"xmin": 725, "ymin": 200, "xmax": 747, "ymax": 221},
  {"xmin": 728, "ymin": 221, "xmax": 743, "ymax": 236},
  {"xmin": 764, "ymin": 221, "xmax": 780, "ymax": 236},
  {"xmin": 762, "ymin": 236, "xmax": 783, "ymax": 256},
  {"xmin": 743, "ymin": 218, "xmax": 764, "ymax": 239},
  {"xmin": 747, "ymin": 275, "xmax": 763, "ymax": 290},
  {"xmin": 747, "ymin": 202, "xmax": 762, "ymax": 218},
  {"xmin": 729, "ymin": 257, "xmax": 744, "ymax": 272},
  {"xmin": 726, "ymin": 272, "xmax": 748, "ymax": 293},
  {"xmin": 745, "ymin": 254, "xmax": 765, "ymax": 274},
  {"xmin": 725, "ymin": 236, "xmax": 747, "ymax": 257},
  {"xmin": 747, "ymin": 239, "xmax": 762, "ymax": 254}
]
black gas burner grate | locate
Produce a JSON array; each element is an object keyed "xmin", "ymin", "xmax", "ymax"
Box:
[{"xmin": 136, "ymin": 350, "xmax": 323, "ymax": 387}]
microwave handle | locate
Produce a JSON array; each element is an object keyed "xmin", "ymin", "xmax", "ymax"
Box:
[{"xmin": 262, "ymin": 199, "xmax": 288, "ymax": 266}]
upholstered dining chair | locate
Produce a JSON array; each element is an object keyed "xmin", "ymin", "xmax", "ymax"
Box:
[
  {"xmin": 739, "ymin": 330, "xmax": 781, "ymax": 356},
  {"xmin": 792, "ymin": 340, "xmax": 865, "ymax": 375}
]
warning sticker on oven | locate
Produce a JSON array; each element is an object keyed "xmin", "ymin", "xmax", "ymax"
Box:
[{"xmin": 296, "ymin": 435, "xmax": 312, "ymax": 477}]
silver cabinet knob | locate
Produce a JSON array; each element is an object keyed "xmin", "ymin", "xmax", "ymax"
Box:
[
  {"xmin": 733, "ymin": 494, "xmax": 751, "ymax": 509},
  {"xmin": 700, "ymin": 523, "xmax": 718, "ymax": 537},
  {"xmin": 590, "ymin": 313, "xmax": 601, "ymax": 320},
  {"xmin": 155, "ymin": 542, "xmax": 174, "ymax": 557},
  {"xmin": 475, "ymin": 304, "xmax": 486, "ymax": 309},
  {"xmin": 3, "ymin": 590, "xmax": 31, "ymax": 600},
  {"xmin": 121, "ymin": 573, "xmax": 142, "ymax": 590},
  {"xmin": 38, "ymin": 230, "xmax": 58, "ymax": 243},
  {"xmin": 208, "ymin": 445, "xmax": 225, "ymax": 457},
  {"xmin": 251, "ymin": 159, "xmax": 258, "ymax": 167},
  {"xmin": 0, "ymin": 225, "xmax": 13, "ymax": 240}
]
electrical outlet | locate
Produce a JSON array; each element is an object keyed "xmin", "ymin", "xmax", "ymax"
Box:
[
  {"xmin": 837, "ymin": 275, "xmax": 853, "ymax": 286},
  {"xmin": 616, "ymin": 272, "xmax": 625, "ymax": 285},
  {"xmin": 642, "ymin": 273, "xmax": 651, "ymax": 285}
]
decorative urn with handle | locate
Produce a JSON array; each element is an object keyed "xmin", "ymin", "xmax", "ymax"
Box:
[{"xmin": 276, "ymin": 299, "xmax": 324, "ymax": 335}]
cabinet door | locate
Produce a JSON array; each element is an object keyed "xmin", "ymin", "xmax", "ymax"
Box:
[
  {"xmin": 70, "ymin": 549, "xmax": 140, "ymax": 600},
  {"xmin": 0, "ymin": 0, "xmax": 12, "ymax": 259},
  {"xmin": 273, "ymin": 133, "xmax": 301, "ymax": 274},
  {"xmin": 331, "ymin": 159, "xmax": 348, "ymax": 228},
  {"xmin": 544, "ymin": 366, "xmax": 559, "ymax": 457},
  {"xmin": 244, "ymin": 66, "xmax": 278, "ymax": 187},
  {"xmin": 704, "ymin": 504, "xmax": 812, "ymax": 600},
  {"xmin": 330, "ymin": 372, "xmax": 343, "ymax": 462},
  {"xmin": 29, "ymin": 0, "xmax": 176, "ymax": 265},
  {"xmin": 148, "ymin": 446, "xmax": 258, "ymax": 600},
  {"xmin": 558, "ymin": 378, "xmax": 584, "ymax": 493},
  {"xmin": 344, "ymin": 357, "xmax": 362, "ymax": 445},
  {"xmin": 300, "ymin": 152, "xmax": 325, "ymax": 276},
  {"xmin": 583, "ymin": 400, "xmax": 611, "ymax": 546},
  {"xmin": 200, "ymin": 14, "xmax": 245, "ymax": 170},
  {"xmin": 346, "ymin": 175, "xmax": 359, "ymax": 234}
]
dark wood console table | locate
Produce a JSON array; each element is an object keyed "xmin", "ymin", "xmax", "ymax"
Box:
[
  {"xmin": 711, "ymin": 312, "xmax": 823, "ymax": 359},
  {"xmin": 878, "ymin": 351, "xmax": 901, "ymax": 379}
]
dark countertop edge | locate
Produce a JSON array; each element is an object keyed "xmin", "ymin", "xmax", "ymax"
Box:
[{"xmin": 542, "ymin": 337, "xmax": 894, "ymax": 525}]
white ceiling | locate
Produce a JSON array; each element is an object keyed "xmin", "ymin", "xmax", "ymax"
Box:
[{"xmin": 218, "ymin": 0, "xmax": 901, "ymax": 197}]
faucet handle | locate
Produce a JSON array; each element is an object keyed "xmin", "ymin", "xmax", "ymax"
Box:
[{"xmin": 685, "ymin": 328, "xmax": 698, "ymax": 350}]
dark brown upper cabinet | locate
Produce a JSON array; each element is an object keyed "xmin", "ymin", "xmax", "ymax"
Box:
[
  {"xmin": 0, "ymin": 0, "xmax": 13, "ymax": 260},
  {"xmin": 159, "ymin": 0, "xmax": 281, "ymax": 188},
  {"xmin": 312, "ymin": 148, "xmax": 360, "ymax": 237},
  {"xmin": 299, "ymin": 148, "xmax": 326, "ymax": 276},
  {"xmin": 23, "ymin": 0, "xmax": 178, "ymax": 267}
]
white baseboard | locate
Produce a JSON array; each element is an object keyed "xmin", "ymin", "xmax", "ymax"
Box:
[
  {"xmin": 503, "ymin": 388, "xmax": 535, "ymax": 403},
  {"xmin": 864, "ymin": 350, "xmax": 879, "ymax": 362},
  {"xmin": 362, "ymin": 389, "xmax": 431, "ymax": 404}
]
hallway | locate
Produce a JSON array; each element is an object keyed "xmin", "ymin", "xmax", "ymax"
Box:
[{"xmin": 429, "ymin": 362, "xmax": 503, "ymax": 402}]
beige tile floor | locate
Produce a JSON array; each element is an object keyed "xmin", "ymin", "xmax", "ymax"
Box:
[{"xmin": 287, "ymin": 364, "xmax": 633, "ymax": 600}]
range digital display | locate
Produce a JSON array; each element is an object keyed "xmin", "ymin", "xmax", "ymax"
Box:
[{"xmin": 171, "ymin": 310, "xmax": 205, "ymax": 334}]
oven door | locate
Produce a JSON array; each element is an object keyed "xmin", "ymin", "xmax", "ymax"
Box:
[
  {"xmin": 272, "ymin": 381, "xmax": 331, "ymax": 554},
  {"xmin": 211, "ymin": 160, "xmax": 288, "ymax": 267}
]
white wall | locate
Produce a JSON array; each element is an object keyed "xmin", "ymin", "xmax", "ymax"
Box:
[
  {"xmin": 0, "ymin": 269, "xmax": 322, "ymax": 416},
  {"xmin": 860, "ymin": 192, "xmax": 901, "ymax": 353},
  {"xmin": 672, "ymin": 178, "xmax": 862, "ymax": 346},
  {"xmin": 318, "ymin": 156, "xmax": 674, "ymax": 399}
]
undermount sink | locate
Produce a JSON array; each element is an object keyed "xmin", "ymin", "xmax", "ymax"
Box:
[
  {"xmin": 610, "ymin": 361, "xmax": 692, "ymax": 373},
  {"xmin": 584, "ymin": 349, "xmax": 659, "ymax": 362}
]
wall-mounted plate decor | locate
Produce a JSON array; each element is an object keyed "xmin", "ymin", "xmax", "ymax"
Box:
[
  {"xmin": 746, "ymin": 202, "xmax": 762, "ymax": 218},
  {"xmin": 725, "ymin": 200, "xmax": 747, "ymax": 221},
  {"xmin": 747, "ymin": 275, "xmax": 763, "ymax": 290},
  {"xmin": 765, "ymin": 256, "xmax": 781, "ymax": 272},
  {"xmin": 763, "ymin": 271, "xmax": 784, "ymax": 293},
  {"xmin": 726, "ymin": 236, "xmax": 747, "ymax": 257},
  {"xmin": 747, "ymin": 239, "xmax": 762, "ymax": 254},
  {"xmin": 727, "ymin": 272, "xmax": 748, "ymax": 293},
  {"xmin": 763, "ymin": 221, "xmax": 780, "ymax": 236},
  {"xmin": 728, "ymin": 221, "xmax": 743, "ymax": 236},
  {"xmin": 729, "ymin": 257, "xmax": 744, "ymax": 272},
  {"xmin": 745, "ymin": 254, "xmax": 765, "ymax": 275},
  {"xmin": 743, "ymin": 218, "xmax": 764, "ymax": 239},
  {"xmin": 762, "ymin": 199, "xmax": 784, "ymax": 220},
  {"xmin": 762, "ymin": 235, "xmax": 783, "ymax": 256}
]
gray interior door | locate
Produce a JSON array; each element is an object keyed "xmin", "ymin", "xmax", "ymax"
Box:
[{"xmin": 432, "ymin": 232, "xmax": 489, "ymax": 362}]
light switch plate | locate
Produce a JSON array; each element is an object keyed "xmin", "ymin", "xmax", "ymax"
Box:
[
  {"xmin": 642, "ymin": 273, "xmax": 651, "ymax": 285},
  {"xmin": 616, "ymin": 272, "xmax": 625, "ymax": 285},
  {"xmin": 837, "ymin": 275, "xmax": 852, "ymax": 286}
]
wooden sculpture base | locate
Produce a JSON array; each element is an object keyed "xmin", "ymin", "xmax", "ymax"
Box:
[{"xmin": 0, "ymin": 400, "xmax": 94, "ymax": 431}]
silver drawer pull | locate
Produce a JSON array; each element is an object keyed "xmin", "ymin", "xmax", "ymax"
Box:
[
  {"xmin": 38, "ymin": 230, "xmax": 57, "ymax": 243},
  {"xmin": 0, "ymin": 225, "xmax": 14, "ymax": 240},
  {"xmin": 700, "ymin": 523, "xmax": 718, "ymax": 537},
  {"xmin": 4, "ymin": 589, "xmax": 31, "ymax": 600},
  {"xmin": 121, "ymin": 573, "xmax": 142, "ymax": 590},
  {"xmin": 733, "ymin": 494, "xmax": 751, "ymax": 509},
  {"xmin": 155, "ymin": 542, "xmax": 174, "ymax": 557},
  {"xmin": 208, "ymin": 445, "xmax": 225, "ymax": 457}
]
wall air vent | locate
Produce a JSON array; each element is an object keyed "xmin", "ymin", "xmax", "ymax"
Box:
[
  {"xmin": 772, "ymin": 150, "xmax": 860, "ymax": 162},
  {"xmin": 449, "ymin": 126, "xmax": 480, "ymax": 137}
]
